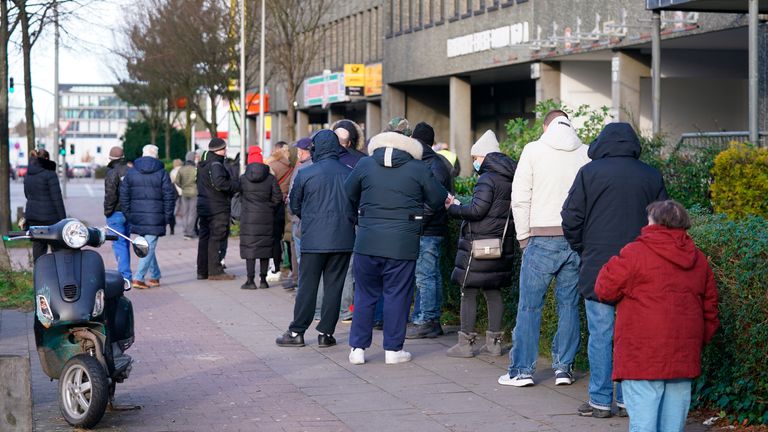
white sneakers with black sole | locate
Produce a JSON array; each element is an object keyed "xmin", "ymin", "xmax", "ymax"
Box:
[{"xmin": 554, "ymin": 370, "xmax": 574, "ymax": 385}]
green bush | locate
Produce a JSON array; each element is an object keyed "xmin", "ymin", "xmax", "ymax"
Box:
[
  {"xmin": 688, "ymin": 210, "xmax": 768, "ymax": 425},
  {"xmin": 710, "ymin": 143, "xmax": 768, "ymax": 219}
]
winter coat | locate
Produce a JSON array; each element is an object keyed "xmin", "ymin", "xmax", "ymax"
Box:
[
  {"xmin": 174, "ymin": 161, "xmax": 198, "ymax": 198},
  {"xmin": 24, "ymin": 157, "xmax": 65, "ymax": 224},
  {"xmin": 561, "ymin": 123, "xmax": 668, "ymax": 301},
  {"xmin": 119, "ymin": 157, "xmax": 176, "ymax": 237},
  {"xmin": 339, "ymin": 146, "xmax": 366, "ymax": 169},
  {"xmin": 289, "ymin": 130, "xmax": 356, "ymax": 253},
  {"xmin": 104, "ymin": 159, "xmax": 130, "ymax": 217},
  {"xmin": 420, "ymin": 143, "xmax": 453, "ymax": 237},
  {"xmin": 287, "ymin": 158, "xmax": 313, "ymax": 239},
  {"xmin": 448, "ymin": 152, "xmax": 517, "ymax": 290},
  {"xmin": 345, "ymin": 132, "xmax": 448, "ymax": 261},
  {"xmin": 595, "ymin": 224, "xmax": 719, "ymax": 381},
  {"xmin": 268, "ymin": 156, "xmax": 294, "ymax": 196},
  {"xmin": 239, "ymin": 163, "xmax": 282, "ymax": 259},
  {"xmin": 197, "ymin": 152, "xmax": 239, "ymax": 217}
]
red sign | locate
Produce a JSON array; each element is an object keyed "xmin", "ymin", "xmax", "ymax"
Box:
[{"xmin": 246, "ymin": 93, "xmax": 269, "ymax": 115}]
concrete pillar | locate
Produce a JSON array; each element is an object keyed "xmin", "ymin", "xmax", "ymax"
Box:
[
  {"xmin": 383, "ymin": 84, "xmax": 406, "ymax": 126},
  {"xmin": 296, "ymin": 110, "xmax": 309, "ymax": 139},
  {"xmin": 611, "ymin": 52, "xmax": 651, "ymax": 123},
  {"xmin": 365, "ymin": 102, "xmax": 382, "ymax": 138},
  {"xmin": 534, "ymin": 62, "xmax": 561, "ymax": 104},
  {"xmin": 449, "ymin": 76, "xmax": 473, "ymax": 177},
  {"xmin": 327, "ymin": 106, "xmax": 343, "ymax": 126}
]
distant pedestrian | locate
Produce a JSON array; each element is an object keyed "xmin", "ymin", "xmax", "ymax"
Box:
[
  {"xmin": 275, "ymin": 130, "xmax": 355, "ymax": 349},
  {"xmin": 345, "ymin": 131, "xmax": 447, "ymax": 365},
  {"xmin": 405, "ymin": 122, "xmax": 454, "ymax": 340},
  {"xmin": 120, "ymin": 144, "xmax": 176, "ymax": 289},
  {"xmin": 197, "ymin": 138, "xmax": 240, "ymax": 281},
  {"xmin": 433, "ymin": 142, "xmax": 461, "ymax": 179},
  {"xmin": 561, "ymin": 122, "xmax": 668, "ymax": 418},
  {"xmin": 168, "ymin": 159, "xmax": 183, "ymax": 235},
  {"xmin": 239, "ymin": 146, "xmax": 282, "ymax": 290},
  {"xmin": 104, "ymin": 146, "xmax": 132, "ymax": 280},
  {"xmin": 595, "ymin": 200, "xmax": 719, "ymax": 431},
  {"xmin": 23, "ymin": 149, "xmax": 66, "ymax": 262},
  {"xmin": 445, "ymin": 131, "xmax": 516, "ymax": 358},
  {"xmin": 500, "ymin": 112, "xmax": 588, "ymax": 389},
  {"xmin": 174, "ymin": 151, "xmax": 198, "ymax": 239}
]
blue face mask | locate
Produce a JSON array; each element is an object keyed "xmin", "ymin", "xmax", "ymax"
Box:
[{"xmin": 473, "ymin": 160, "xmax": 482, "ymax": 172}]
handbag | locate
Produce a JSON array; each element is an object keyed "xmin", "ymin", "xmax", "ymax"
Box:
[{"xmin": 468, "ymin": 204, "xmax": 512, "ymax": 260}]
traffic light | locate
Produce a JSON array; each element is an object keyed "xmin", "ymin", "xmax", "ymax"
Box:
[
  {"xmin": 59, "ymin": 138, "xmax": 66, "ymax": 156},
  {"xmin": 69, "ymin": 144, "xmax": 75, "ymax": 155},
  {"xmin": 9, "ymin": 77, "xmax": 14, "ymax": 93}
]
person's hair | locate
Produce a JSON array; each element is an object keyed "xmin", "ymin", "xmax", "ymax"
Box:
[
  {"xmin": 274, "ymin": 141, "xmax": 288, "ymax": 150},
  {"xmin": 646, "ymin": 200, "xmax": 691, "ymax": 229},
  {"xmin": 36, "ymin": 149, "xmax": 50, "ymax": 160},
  {"xmin": 543, "ymin": 110, "xmax": 569, "ymax": 127},
  {"xmin": 172, "ymin": 159, "xmax": 182, "ymax": 167}
]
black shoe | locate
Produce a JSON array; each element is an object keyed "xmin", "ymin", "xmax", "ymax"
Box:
[
  {"xmin": 405, "ymin": 322, "xmax": 434, "ymax": 339},
  {"xmin": 578, "ymin": 402, "xmax": 612, "ymax": 418},
  {"xmin": 170, "ymin": 227, "xmax": 175, "ymax": 235},
  {"xmin": 241, "ymin": 279, "xmax": 256, "ymax": 290},
  {"xmin": 260, "ymin": 275, "xmax": 269, "ymax": 289},
  {"xmin": 373, "ymin": 320, "xmax": 383, "ymax": 330},
  {"xmin": 197, "ymin": 274, "xmax": 208, "ymax": 280},
  {"xmin": 275, "ymin": 331, "xmax": 305, "ymax": 347},
  {"xmin": 318, "ymin": 334, "xmax": 336, "ymax": 348}
]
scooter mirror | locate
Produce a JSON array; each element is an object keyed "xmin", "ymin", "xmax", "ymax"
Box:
[{"xmin": 132, "ymin": 236, "xmax": 149, "ymax": 258}]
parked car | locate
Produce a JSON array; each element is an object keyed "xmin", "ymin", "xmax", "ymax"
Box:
[
  {"xmin": 68, "ymin": 164, "xmax": 92, "ymax": 178},
  {"xmin": 16, "ymin": 165, "xmax": 28, "ymax": 178}
]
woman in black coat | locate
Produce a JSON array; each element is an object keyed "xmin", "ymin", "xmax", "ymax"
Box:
[
  {"xmin": 446, "ymin": 150, "xmax": 517, "ymax": 358},
  {"xmin": 23, "ymin": 150, "xmax": 66, "ymax": 261},
  {"xmin": 239, "ymin": 151, "xmax": 282, "ymax": 289}
]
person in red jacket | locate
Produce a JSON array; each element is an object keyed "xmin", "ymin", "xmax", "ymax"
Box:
[{"xmin": 595, "ymin": 200, "xmax": 719, "ymax": 432}]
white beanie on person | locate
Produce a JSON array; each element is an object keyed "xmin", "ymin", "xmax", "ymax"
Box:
[
  {"xmin": 142, "ymin": 144, "xmax": 159, "ymax": 159},
  {"xmin": 470, "ymin": 130, "xmax": 501, "ymax": 157}
]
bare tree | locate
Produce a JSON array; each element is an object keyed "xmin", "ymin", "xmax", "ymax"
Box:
[{"xmin": 0, "ymin": 0, "xmax": 19, "ymax": 235}]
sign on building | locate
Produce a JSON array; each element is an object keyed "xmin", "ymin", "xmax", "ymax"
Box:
[
  {"xmin": 344, "ymin": 64, "xmax": 365, "ymax": 97},
  {"xmin": 364, "ymin": 63, "xmax": 382, "ymax": 97},
  {"xmin": 304, "ymin": 72, "xmax": 348, "ymax": 107}
]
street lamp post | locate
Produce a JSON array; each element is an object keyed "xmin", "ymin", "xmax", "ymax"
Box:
[
  {"xmin": 239, "ymin": 0, "xmax": 246, "ymax": 174},
  {"xmin": 258, "ymin": 0, "xmax": 265, "ymax": 154},
  {"xmin": 53, "ymin": 0, "xmax": 65, "ymax": 198}
]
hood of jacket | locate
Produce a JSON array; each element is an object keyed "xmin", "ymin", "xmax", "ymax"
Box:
[
  {"xmin": 27, "ymin": 157, "xmax": 56, "ymax": 175},
  {"xmin": 368, "ymin": 132, "xmax": 423, "ymax": 168},
  {"xmin": 588, "ymin": 122, "xmax": 641, "ymax": 160},
  {"xmin": 132, "ymin": 156, "xmax": 165, "ymax": 174},
  {"xmin": 480, "ymin": 152, "xmax": 516, "ymax": 181},
  {"xmin": 539, "ymin": 116, "xmax": 584, "ymax": 152},
  {"xmin": 331, "ymin": 119, "xmax": 365, "ymax": 151},
  {"xmin": 244, "ymin": 162, "xmax": 270, "ymax": 183},
  {"xmin": 638, "ymin": 224, "xmax": 698, "ymax": 270},
  {"xmin": 311, "ymin": 129, "xmax": 342, "ymax": 162}
]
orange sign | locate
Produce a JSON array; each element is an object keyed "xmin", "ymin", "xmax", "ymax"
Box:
[
  {"xmin": 364, "ymin": 63, "xmax": 382, "ymax": 96},
  {"xmin": 246, "ymin": 93, "xmax": 269, "ymax": 115}
]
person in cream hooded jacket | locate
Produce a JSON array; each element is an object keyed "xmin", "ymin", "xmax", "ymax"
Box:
[{"xmin": 499, "ymin": 111, "xmax": 590, "ymax": 388}]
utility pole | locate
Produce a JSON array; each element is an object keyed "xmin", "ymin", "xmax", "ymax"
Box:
[
  {"xmin": 239, "ymin": 0, "xmax": 246, "ymax": 174},
  {"xmin": 54, "ymin": 0, "xmax": 66, "ymax": 198}
]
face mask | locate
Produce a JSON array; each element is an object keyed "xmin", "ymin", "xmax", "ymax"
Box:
[{"xmin": 473, "ymin": 160, "xmax": 482, "ymax": 172}]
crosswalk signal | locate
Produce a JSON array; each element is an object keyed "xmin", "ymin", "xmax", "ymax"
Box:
[
  {"xmin": 59, "ymin": 138, "xmax": 66, "ymax": 156},
  {"xmin": 9, "ymin": 77, "xmax": 14, "ymax": 93},
  {"xmin": 69, "ymin": 144, "xmax": 75, "ymax": 155}
]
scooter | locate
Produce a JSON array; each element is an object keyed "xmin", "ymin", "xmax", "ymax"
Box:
[{"xmin": 4, "ymin": 218, "xmax": 149, "ymax": 429}]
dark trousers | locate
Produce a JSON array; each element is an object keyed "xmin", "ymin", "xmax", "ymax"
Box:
[
  {"xmin": 245, "ymin": 258, "xmax": 270, "ymax": 279},
  {"xmin": 349, "ymin": 253, "xmax": 416, "ymax": 351},
  {"xmin": 289, "ymin": 252, "xmax": 351, "ymax": 335},
  {"xmin": 197, "ymin": 212, "xmax": 230, "ymax": 276}
]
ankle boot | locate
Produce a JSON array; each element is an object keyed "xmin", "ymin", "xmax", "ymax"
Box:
[
  {"xmin": 241, "ymin": 277, "xmax": 256, "ymax": 290},
  {"xmin": 481, "ymin": 331, "xmax": 504, "ymax": 356},
  {"xmin": 446, "ymin": 331, "xmax": 477, "ymax": 358},
  {"xmin": 259, "ymin": 275, "xmax": 269, "ymax": 288}
]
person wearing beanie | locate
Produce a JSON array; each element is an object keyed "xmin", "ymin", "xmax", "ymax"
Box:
[
  {"xmin": 174, "ymin": 150, "xmax": 199, "ymax": 239},
  {"xmin": 384, "ymin": 117, "xmax": 412, "ymax": 136},
  {"xmin": 196, "ymin": 137, "xmax": 240, "ymax": 281},
  {"xmin": 239, "ymin": 146, "xmax": 282, "ymax": 289},
  {"xmin": 120, "ymin": 143, "xmax": 176, "ymax": 289},
  {"xmin": 404, "ymin": 122, "xmax": 454, "ymax": 340},
  {"xmin": 104, "ymin": 146, "xmax": 132, "ymax": 280}
]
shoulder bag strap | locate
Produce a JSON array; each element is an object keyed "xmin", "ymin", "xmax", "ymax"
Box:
[{"xmin": 501, "ymin": 203, "xmax": 512, "ymax": 246}]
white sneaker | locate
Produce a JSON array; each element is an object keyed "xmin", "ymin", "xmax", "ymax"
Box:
[
  {"xmin": 498, "ymin": 373, "xmax": 534, "ymax": 387},
  {"xmin": 554, "ymin": 369, "xmax": 574, "ymax": 385},
  {"xmin": 349, "ymin": 348, "xmax": 365, "ymax": 365},
  {"xmin": 384, "ymin": 349, "xmax": 412, "ymax": 364}
]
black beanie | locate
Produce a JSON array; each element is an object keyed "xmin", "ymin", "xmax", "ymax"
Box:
[
  {"xmin": 411, "ymin": 122, "xmax": 435, "ymax": 147},
  {"xmin": 208, "ymin": 137, "xmax": 226, "ymax": 151}
]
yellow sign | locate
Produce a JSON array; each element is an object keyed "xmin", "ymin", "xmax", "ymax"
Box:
[
  {"xmin": 344, "ymin": 64, "xmax": 365, "ymax": 87},
  {"xmin": 364, "ymin": 63, "xmax": 382, "ymax": 96}
]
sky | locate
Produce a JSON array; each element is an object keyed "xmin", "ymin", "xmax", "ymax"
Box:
[{"xmin": 7, "ymin": 0, "xmax": 132, "ymax": 127}]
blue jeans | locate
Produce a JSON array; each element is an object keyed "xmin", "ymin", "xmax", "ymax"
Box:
[
  {"xmin": 509, "ymin": 236, "xmax": 581, "ymax": 376},
  {"xmin": 339, "ymin": 255, "xmax": 355, "ymax": 320},
  {"xmin": 107, "ymin": 212, "xmax": 132, "ymax": 280},
  {"xmin": 623, "ymin": 379, "xmax": 691, "ymax": 432},
  {"xmin": 411, "ymin": 236, "xmax": 444, "ymax": 324},
  {"xmin": 135, "ymin": 234, "xmax": 160, "ymax": 281},
  {"xmin": 585, "ymin": 299, "xmax": 623, "ymax": 409}
]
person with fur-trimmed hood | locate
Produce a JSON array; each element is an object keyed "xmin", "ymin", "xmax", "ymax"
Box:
[
  {"xmin": 332, "ymin": 119, "xmax": 367, "ymax": 169},
  {"xmin": 344, "ymin": 131, "xmax": 448, "ymax": 365}
]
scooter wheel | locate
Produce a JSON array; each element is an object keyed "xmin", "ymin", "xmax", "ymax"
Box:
[{"xmin": 58, "ymin": 354, "xmax": 109, "ymax": 428}]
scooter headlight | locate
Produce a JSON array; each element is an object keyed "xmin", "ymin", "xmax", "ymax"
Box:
[
  {"xmin": 92, "ymin": 289, "xmax": 105, "ymax": 317},
  {"xmin": 62, "ymin": 221, "xmax": 89, "ymax": 249},
  {"xmin": 37, "ymin": 295, "xmax": 54, "ymax": 327}
]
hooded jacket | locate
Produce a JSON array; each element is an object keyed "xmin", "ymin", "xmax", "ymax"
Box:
[
  {"xmin": 511, "ymin": 116, "xmax": 590, "ymax": 248},
  {"xmin": 104, "ymin": 158, "xmax": 130, "ymax": 217},
  {"xmin": 331, "ymin": 119, "xmax": 367, "ymax": 169},
  {"xmin": 419, "ymin": 142, "xmax": 453, "ymax": 237},
  {"xmin": 289, "ymin": 130, "xmax": 356, "ymax": 253},
  {"xmin": 120, "ymin": 156, "xmax": 176, "ymax": 236},
  {"xmin": 449, "ymin": 152, "xmax": 517, "ymax": 289},
  {"xmin": 595, "ymin": 224, "xmax": 719, "ymax": 381},
  {"xmin": 197, "ymin": 152, "xmax": 239, "ymax": 217},
  {"xmin": 345, "ymin": 132, "xmax": 448, "ymax": 261},
  {"xmin": 24, "ymin": 157, "xmax": 66, "ymax": 224},
  {"xmin": 561, "ymin": 122, "xmax": 668, "ymax": 301},
  {"xmin": 174, "ymin": 158, "xmax": 198, "ymax": 198},
  {"xmin": 239, "ymin": 162, "xmax": 282, "ymax": 259}
]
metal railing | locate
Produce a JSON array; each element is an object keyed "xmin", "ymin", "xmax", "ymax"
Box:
[{"xmin": 675, "ymin": 131, "xmax": 767, "ymax": 154}]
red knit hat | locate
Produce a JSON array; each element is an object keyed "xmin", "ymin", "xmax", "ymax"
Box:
[{"xmin": 247, "ymin": 146, "xmax": 263, "ymax": 164}]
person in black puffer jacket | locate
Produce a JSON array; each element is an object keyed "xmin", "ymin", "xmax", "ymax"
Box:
[
  {"xmin": 120, "ymin": 145, "xmax": 176, "ymax": 289},
  {"xmin": 446, "ymin": 131, "xmax": 517, "ymax": 358},
  {"xmin": 23, "ymin": 149, "xmax": 66, "ymax": 262},
  {"xmin": 239, "ymin": 146, "xmax": 282, "ymax": 290},
  {"xmin": 104, "ymin": 146, "xmax": 132, "ymax": 281}
]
